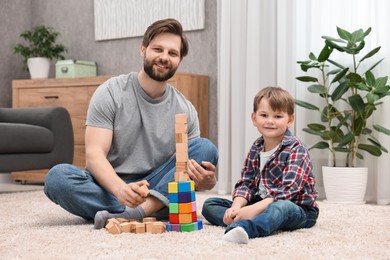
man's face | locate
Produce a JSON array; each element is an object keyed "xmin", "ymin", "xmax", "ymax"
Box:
[{"xmin": 141, "ymin": 33, "xmax": 182, "ymax": 82}]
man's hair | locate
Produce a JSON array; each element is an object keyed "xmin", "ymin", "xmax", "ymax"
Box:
[
  {"xmin": 253, "ymin": 86, "xmax": 295, "ymax": 115},
  {"xmin": 142, "ymin": 18, "xmax": 189, "ymax": 59}
]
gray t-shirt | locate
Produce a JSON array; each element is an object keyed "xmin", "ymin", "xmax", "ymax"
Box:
[{"xmin": 86, "ymin": 72, "xmax": 200, "ymax": 177}]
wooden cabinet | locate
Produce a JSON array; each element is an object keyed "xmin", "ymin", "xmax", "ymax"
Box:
[{"xmin": 11, "ymin": 73, "xmax": 208, "ymax": 182}]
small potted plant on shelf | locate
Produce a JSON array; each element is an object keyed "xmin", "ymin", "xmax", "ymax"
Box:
[
  {"xmin": 13, "ymin": 25, "xmax": 67, "ymax": 79},
  {"xmin": 296, "ymin": 26, "xmax": 390, "ymax": 203}
]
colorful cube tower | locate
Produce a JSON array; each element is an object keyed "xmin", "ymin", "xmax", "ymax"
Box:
[{"xmin": 166, "ymin": 114, "xmax": 203, "ymax": 232}]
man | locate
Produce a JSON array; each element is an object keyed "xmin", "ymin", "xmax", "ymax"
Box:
[{"xmin": 44, "ymin": 18, "xmax": 219, "ymax": 229}]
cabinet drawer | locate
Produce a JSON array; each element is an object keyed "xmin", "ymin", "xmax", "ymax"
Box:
[{"xmin": 18, "ymin": 87, "xmax": 89, "ymax": 115}]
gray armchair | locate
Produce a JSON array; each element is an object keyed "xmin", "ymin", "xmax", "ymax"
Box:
[{"xmin": 0, "ymin": 107, "xmax": 74, "ymax": 175}]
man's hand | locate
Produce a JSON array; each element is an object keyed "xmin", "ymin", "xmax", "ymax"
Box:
[
  {"xmin": 116, "ymin": 180, "xmax": 150, "ymax": 208},
  {"xmin": 187, "ymin": 159, "xmax": 216, "ymax": 191}
]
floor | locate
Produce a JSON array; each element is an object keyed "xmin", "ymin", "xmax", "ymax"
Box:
[{"xmin": 0, "ymin": 173, "xmax": 44, "ymax": 193}]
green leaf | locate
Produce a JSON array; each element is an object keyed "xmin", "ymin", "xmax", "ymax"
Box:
[
  {"xmin": 373, "ymin": 124, "xmax": 390, "ymax": 135},
  {"xmin": 318, "ymin": 45, "xmax": 333, "ymax": 62},
  {"xmin": 295, "ymin": 100, "xmax": 320, "ymax": 110},
  {"xmin": 308, "ymin": 123, "xmax": 326, "ymax": 131},
  {"xmin": 337, "ymin": 27, "xmax": 352, "ymax": 41},
  {"xmin": 338, "ymin": 132, "xmax": 355, "ymax": 147},
  {"xmin": 346, "ymin": 73, "xmax": 362, "ymax": 83},
  {"xmin": 296, "ymin": 76, "xmax": 318, "ymax": 82},
  {"xmin": 356, "ymin": 152, "xmax": 364, "ymax": 160},
  {"xmin": 367, "ymin": 93, "xmax": 379, "ymax": 104},
  {"xmin": 334, "ymin": 147, "xmax": 350, "ymax": 153},
  {"xmin": 328, "ymin": 59, "xmax": 346, "ymax": 69},
  {"xmin": 322, "ymin": 36, "xmax": 346, "ymax": 43},
  {"xmin": 327, "ymin": 69, "xmax": 342, "ymax": 76},
  {"xmin": 365, "ymin": 71, "xmax": 375, "ymax": 86},
  {"xmin": 359, "ymin": 46, "xmax": 381, "ymax": 63},
  {"xmin": 308, "ymin": 84, "xmax": 327, "ymax": 94},
  {"xmin": 368, "ymin": 138, "xmax": 388, "ymax": 153},
  {"xmin": 348, "ymin": 95, "xmax": 365, "ymax": 118},
  {"xmin": 331, "ymin": 80, "xmax": 349, "ymax": 101},
  {"xmin": 331, "ymin": 67, "xmax": 349, "ymax": 84},
  {"xmin": 309, "ymin": 52, "xmax": 317, "ymax": 60},
  {"xmin": 310, "ymin": 141, "xmax": 329, "ymax": 149},
  {"xmin": 358, "ymin": 144, "xmax": 382, "ymax": 156}
]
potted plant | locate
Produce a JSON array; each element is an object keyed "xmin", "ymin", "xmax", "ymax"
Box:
[
  {"xmin": 295, "ymin": 27, "xmax": 390, "ymax": 203},
  {"xmin": 13, "ymin": 25, "xmax": 67, "ymax": 79}
]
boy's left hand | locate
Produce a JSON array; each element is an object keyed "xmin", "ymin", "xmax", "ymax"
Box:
[{"xmin": 187, "ymin": 159, "xmax": 216, "ymax": 191}]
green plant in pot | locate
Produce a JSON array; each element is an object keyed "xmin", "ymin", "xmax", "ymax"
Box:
[
  {"xmin": 295, "ymin": 27, "xmax": 390, "ymax": 203},
  {"xmin": 13, "ymin": 25, "xmax": 67, "ymax": 79}
]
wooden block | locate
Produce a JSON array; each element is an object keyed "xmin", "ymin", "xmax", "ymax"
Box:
[
  {"xmin": 176, "ymin": 133, "xmax": 188, "ymax": 143},
  {"xmin": 176, "ymin": 143, "xmax": 188, "ymax": 153},
  {"xmin": 129, "ymin": 221, "xmax": 139, "ymax": 233},
  {"xmin": 176, "ymin": 151, "xmax": 188, "ymax": 162},
  {"xmin": 145, "ymin": 222, "xmax": 154, "ymax": 233},
  {"xmin": 134, "ymin": 223, "xmax": 146, "ymax": 234},
  {"xmin": 169, "ymin": 214, "xmax": 179, "ymax": 224},
  {"xmin": 179, "ymin": 213, "xmax": 193, "ymax": 224},
  {"xmin": 181, "ymin": 222, "xmax": 196, "ymax": 232},
  {"xmin": 115, "ymin": 218, "xmax": 134, "ymax": 223},
  {"xmin": 142, "ymin": 217, "xmax": 157, "ymax": 223},
  {"xmin": 105, "ymin": 219, "xmax": 121, "ymax": 234},
  {"xmin": 175, "ymin": 114, "xmax": 188, "ymax": 124},
  {"xmin": 138, "ymin": 184, "xmax": 150, "ymax": 198},
  {"xmin": 151, "ymin": 222, "xmax": 166, "ymax": 234},
  {"xmin": 120, "ymin": 222, "xmax": 132, "ymax": 233},
  {"xmin": 178, "ymin": 181, "xmax": 191, "ymax": 192},
  {"xmin": 178, "ymin": 202, "xmax": 193, "ymax": 214},
  {"xmin": 168, "ymin": 182, "xmax": 178, "ymax": 193},
  {"xmin": 176, "ymin": 161, "xmax": 187, "ymax": 172},
  {"xmin": 175, "ymin": 171, "xmax": 190, "ymax": 182},
  {"xmin": 175, "ymin": 123, "xmax": 188, "ymax": 134}
]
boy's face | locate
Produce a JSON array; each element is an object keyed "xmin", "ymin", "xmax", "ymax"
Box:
[
  {"xmin": 140, "ymin": 32, "xmax": 182, "ymax": 82},
  {"xmin": 251, "ymin": 97, "xmax": 294, "ymax": 142}
]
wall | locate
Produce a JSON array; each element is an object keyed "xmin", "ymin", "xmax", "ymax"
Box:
[{"xmin": 0, "ymin": 0, "xmax": 218, "ymax": 146}]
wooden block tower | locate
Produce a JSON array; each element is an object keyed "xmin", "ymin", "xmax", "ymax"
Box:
[{"xmin": 166, "ymin": 114, "xmax": 203, "ymax": 232}]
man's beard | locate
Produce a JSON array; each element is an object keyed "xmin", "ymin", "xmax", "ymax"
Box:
[{"xmin": 143, "ymin": 57, "xmax": 178, "ymax": 82}]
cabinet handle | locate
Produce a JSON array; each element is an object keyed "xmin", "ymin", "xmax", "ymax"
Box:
[{"xmin": 44, "ymin": 95, "xmax": 59, "ymax": 99}]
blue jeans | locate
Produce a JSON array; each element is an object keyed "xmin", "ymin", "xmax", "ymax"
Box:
[
  {"xmin": 44, "ymin": 138, "xmax": 218, "ymax": 220},
  {"xmin": 202, "ymin": 197, "xmax": 319, "ymax": 238}
]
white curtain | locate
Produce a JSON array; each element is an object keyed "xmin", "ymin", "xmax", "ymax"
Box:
[{"xmin": 217, "ymin": 0, "xmax": 390, "ymax": 204}]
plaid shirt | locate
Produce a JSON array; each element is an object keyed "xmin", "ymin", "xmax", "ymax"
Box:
[{"xmin": 233, "ymin": 129, "xmax": 319, "ymax": 208}]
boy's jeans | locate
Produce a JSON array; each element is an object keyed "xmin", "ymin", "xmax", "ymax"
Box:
[
  {"xmin": 202, "ymin": 197, "xmax": 319, "ymax": 238},
  {"xmin": 44, "ymin": 138, "xmax": 218, "ymax": 220}
]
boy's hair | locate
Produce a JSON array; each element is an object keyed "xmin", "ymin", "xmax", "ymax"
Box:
[
  {"xmin": 253, "ymin": 86, "xmax": 295, "ymax": 115},
  {"xmin": 142, "ymin": 18, "xmax": 189, "ymax": 59}
]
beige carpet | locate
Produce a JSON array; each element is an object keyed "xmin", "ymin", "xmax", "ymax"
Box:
[{"xmin": 1, "ymin": 190, "xmax": 389, "ymax": 260}]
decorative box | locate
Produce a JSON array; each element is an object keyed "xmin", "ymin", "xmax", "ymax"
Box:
[{"xmin": 56, "ymin": 60, "xmax": 97, "ymax": 78}]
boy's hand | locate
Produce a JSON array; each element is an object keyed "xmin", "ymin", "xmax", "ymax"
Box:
[
  {"xmin": 223, "ymin": 207, "xmax": 239, "ymax": 225},
  {"xmin": 187, "ymin": 159, "xmax": 216, "ymax": 191}
]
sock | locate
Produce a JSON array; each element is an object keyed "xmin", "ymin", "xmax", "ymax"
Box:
[
  {"xmin": 94, "ymin": 206, "xmax": 146, "ymax": 229},
  {"xmin": 222, "ymin": 227, "xmax": 249, "ymax": 244}
]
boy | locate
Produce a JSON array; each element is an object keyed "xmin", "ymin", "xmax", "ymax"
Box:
[{"xmin": 202, "ymin": 86, "xmax": 319, "ymax": 244}]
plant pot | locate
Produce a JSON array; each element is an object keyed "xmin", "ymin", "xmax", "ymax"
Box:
[
  {"xmin": 27, "ymin": 57, "xmax": 50, "ymax": 79},
  {"xmin": 322, "ymin": 166, "xmax": 368, "ymax": 204}
]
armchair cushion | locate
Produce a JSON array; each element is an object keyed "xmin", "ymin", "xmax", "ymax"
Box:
[
  {"xmin": 0, "ymin": 107, "xmax": 74, "ymax": 173},
  {"xmin": 0, "ymin": 123, "xmax": 53, "ymax": 153}
]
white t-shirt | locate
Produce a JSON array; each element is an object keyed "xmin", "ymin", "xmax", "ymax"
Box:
[{"xmin": 258, "ymin": 145, "xmax": 279, "ymax": 198}]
